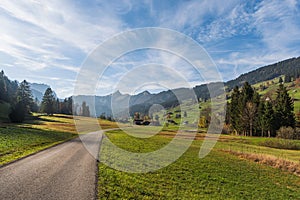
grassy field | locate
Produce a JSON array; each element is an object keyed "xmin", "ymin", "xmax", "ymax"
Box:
[
  {"xmin": 98, "ymin": 129, "xmax": 300, "ymax": 199},
  {"xmin": 0, "ymin": 114, "xmax": 119, "ymax": 166},
  {"xmin": 0, "ymin": 126, "xmax": 76, "ymax": 165}
]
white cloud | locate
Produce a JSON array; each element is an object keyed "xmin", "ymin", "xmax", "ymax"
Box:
[
  {"xmin": 1, "ymin": 0, "xmax": 300, "ymax": 98},
  {"xmin": 253, "ymin": 0, "xmax": 300, "ymax": 51},
  {"xmin": 0, "ymin": 0, "xmax": 126, "ymax": 74}
]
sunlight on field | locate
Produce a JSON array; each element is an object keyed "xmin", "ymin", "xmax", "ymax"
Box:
[
  {"xmin": 98, "ymin": 129, "xmax": 300, "ymax": 199},
  {"xmin": 0, "ymin": 114, "xmax": 121, "ymax": 165},
  {"xmin": 21, "ymin": 113, "xmax": 121, "ymax": 134}
]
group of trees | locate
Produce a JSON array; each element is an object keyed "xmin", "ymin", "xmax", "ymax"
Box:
[
  {"xmin": 226, "ymin": 82, "xmax": 296, "ymax": 137},
  {"xmin": 0, "ymin": 70, "xmax": 76, "ymax": 123},
  {"xmin": 40, "ymin": 88, "xmax": 73, "ymax": 116},
  {"xmin": 0, "ymin": 71, "xmax": 38, "ymax": 122}
]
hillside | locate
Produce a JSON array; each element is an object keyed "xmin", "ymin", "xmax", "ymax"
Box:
[{"xmin": 226, "ymin": 56, "xmax": 300, "ymax": 90}]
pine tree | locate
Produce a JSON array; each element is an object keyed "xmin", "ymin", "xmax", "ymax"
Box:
[
  {"xmin": 184, "ymin": 111, "xmax": 187, "ymax": 117},
  {"xmin": 264, "ymin": 101, "xmax": 274, "ymax": 137},
  {"xmin": 0, "ymin": 70, "xmax": 6, "ymax": 101},
  {"xmin": 285, "ymin": 75, "xmax": 292, "ymax": 83},
  {"xmin": 16, "ymin": 80, "xmax": 33, "ymax": 114},
  {"xmin": 67, "ymin": 97, "xmax": 73, "ymax": 115},
  {"xmin": 31, "ymin": 97, "xmax": 40, "ymax": 113},
  {"xmin": 256, "ymin": 101, "xmax": 265, "ymax": 137},
  {"xmin": 41, "ymin": 88, "xmax": 55, "ymax": 115},
  {"xmin": 239, "ymin": 82, "xmax": 256, "ymax": 136},
  {"xmin": 240, "ymin": 82, "xmax": 254, "ymax": 105},
  {"xmin": 274, "ymin": 84, "xmax": 295, "ymax": 130},
  {"xmin": 55, "ymin": 98, "xmax": 60, "ymax": 113},
  {"xmin": 229, "ymin": 86, "xmax": 241, "ymax": 134}
]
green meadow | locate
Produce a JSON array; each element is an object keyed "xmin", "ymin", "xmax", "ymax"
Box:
[{"xmin": 98, "ymin": 129, "xmax": 300, "ymax": 199}]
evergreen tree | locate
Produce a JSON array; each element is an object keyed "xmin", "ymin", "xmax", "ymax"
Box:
[
  {"xmin": 240, "ymin": 82, "xmax": 256, "ymax": 136},
  {"xmin": 41, "ymin": 88, "xmax": 56, "ymax": 115},
  {"xmin": 184, "ymin": 111, "xmax": 187, "ymax": 117},
  {"xmin": 7, "ymin": 80, "xmax": 18, "ymax": 103},
  {"xmin": 0, "ymin": 70, "xmax": 6, "ymax": 101},
  {"xmin": 31, "ymin": 97, "xmax": 40, "ymax": 112},
  {"xmin": 67, "ymin": 97, "xmax": 73, "ymax": 115},
  {"xmin": 256, "ymin": 101, "xmax": 265, "ymax": 137},
  {"xmin": 55, "ymin": 98, "xmax": 60, "ymax": 113},
  {"xmin": 285, "ymin": 75, "xmax": 292, "ymax": 83},
  {"xmin": 264, "ymin": 101, "xmax": 274, "ymax": 137},
  {"xmin": 16, "ymin": 80, "xmax": 33, "ymax": 113},
  {"xmin": 274, "ymin": 84, "xmax": 295, "ymax": 130},
  {"xmin": 229, "ymin": 86, "xmax": 241, "ymax": 134},
  {"xmin": 240, "ymin": 82, "xmax": 254, "ymax": 105}
]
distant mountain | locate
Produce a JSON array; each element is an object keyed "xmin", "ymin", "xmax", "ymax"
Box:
[
  {"xmin": 74, "ymin": 56, "xmax": 300, "ymax": 118},
  {"xmin": 30, "ymin": 83, "xmax": 57, "ymax": 102},
  {"xmin": 73, "ymin": 90, "xmax": 155, "ymax": 117}
]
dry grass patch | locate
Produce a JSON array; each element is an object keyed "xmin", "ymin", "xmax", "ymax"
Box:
[{"xmin": 222, "ymin": 149, "xmax": 300, "ymax": 177}]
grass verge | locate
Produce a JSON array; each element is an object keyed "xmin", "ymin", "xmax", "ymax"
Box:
[{"xmin": 0, "ymin": 126, "xmax": 76, "ymax": 166}]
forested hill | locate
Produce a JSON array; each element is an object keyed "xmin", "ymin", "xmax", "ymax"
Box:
[{"xmin": 225, "ymin": 56, "xmax": 300, "ymax": 90}]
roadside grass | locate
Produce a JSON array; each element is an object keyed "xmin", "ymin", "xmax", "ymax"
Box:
[
  {"xmin": 0, "ymin": 126, "xmax": 76, "ymax": 165},
  {"xmin": 98, "ymin": 130, "xmax": 300, "ymax": 199},
  {"xmin": 0, "ymin": 114, "xmax": 120, "ymax": 166}
]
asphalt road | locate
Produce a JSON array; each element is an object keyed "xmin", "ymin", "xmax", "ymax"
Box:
[{"xmin": 0, "ymin": 130, "xmax": 104, "ymax": 200}]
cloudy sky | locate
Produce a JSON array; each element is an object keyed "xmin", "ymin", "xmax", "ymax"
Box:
[{"xmin": 1, "ymin": 0, "xmax": 300, "ymax": 97}]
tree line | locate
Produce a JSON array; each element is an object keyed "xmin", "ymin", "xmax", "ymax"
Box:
[
  {"xmin": 226, "ymin": 82, "xmax": 296, "ymax": 137},
  {"xmin": 0, "ymin": 70, "xmax": 90, "ymax": 123}
]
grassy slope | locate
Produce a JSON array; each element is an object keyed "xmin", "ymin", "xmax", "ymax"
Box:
[
  {"xmin": 142, "ymin": 76, "xmax": 300, "ymax": 130},
  {"xmin": 0, "ymin": 114, "xmax": 119, "ymax": 166},
  {"xmin": 252, "ymin": 76, "xmax": 300, "ymax": 113},
  {"xmin": 98, "ymin": 130, "xmax": 300, "ymax": 199}
]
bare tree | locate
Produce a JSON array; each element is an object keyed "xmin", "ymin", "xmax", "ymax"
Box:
[{"xmin": 242, "ymin": 102, "xmax": 257, "ymax": 136}]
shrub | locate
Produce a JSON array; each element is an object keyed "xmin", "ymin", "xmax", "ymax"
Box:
[
  {"xmin": 222, "ymin": 124, "xmax": 230, "ymax": 134},
  {"xmin": 276, "ymin": 126, "xmax": 298, "ymax": 140}
]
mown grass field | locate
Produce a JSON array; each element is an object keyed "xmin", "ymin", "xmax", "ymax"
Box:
[
  {"xmin": 98, "ymin": 129, "xmax": 300, "ymax": 199},
  {"xmin": 0, "ymin": 114, "xmax": 119, "ymax": 166}
]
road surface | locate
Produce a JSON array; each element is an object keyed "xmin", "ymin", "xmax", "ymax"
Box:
[{"xmin": 0, "ymin": 130, "xmax": 104, "ymax": 200}]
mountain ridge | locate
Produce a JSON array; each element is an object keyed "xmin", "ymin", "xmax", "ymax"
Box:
[{"xmin": 72, "ymin": 56, "xmax": 300, "ymax": 117}]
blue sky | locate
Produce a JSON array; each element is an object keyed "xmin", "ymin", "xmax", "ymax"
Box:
[{"xmin": 0, "ymin": 0, "xmax": 300, "ymax": 98}]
